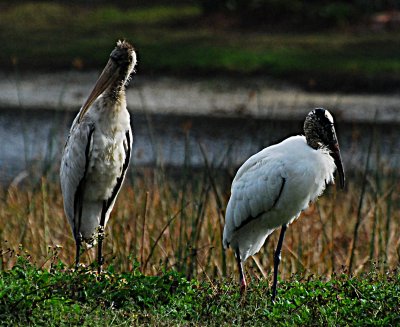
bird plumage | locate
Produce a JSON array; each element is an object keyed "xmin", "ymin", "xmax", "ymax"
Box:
[
  {"xmin": 223, "ymin": 108, "xmax": 344, "ymax": 300},
  {"xmin": 60, "ymin": 40, "xmax": 136, "ymax": 270},
  {"xmin": 61, "ymin": 100, "xmax": 132, "ymax": 241}
]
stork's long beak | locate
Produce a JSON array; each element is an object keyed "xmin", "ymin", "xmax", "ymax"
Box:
[
  {"xmin": 329, "ymin": 141, "xmax": 345, "ymax": 189},
  {"xmin": 78, "ymin": 58, "xmax": 120, "ymax": 122}
]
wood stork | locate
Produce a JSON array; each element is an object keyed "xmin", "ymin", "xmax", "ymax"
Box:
[
  {"xmin": 60, "ymin": 40, "xmax": 136, "ymax": 272},
  {"xmin": 223, "ymin": 108, "xmax": 345, "ymax": 301}
]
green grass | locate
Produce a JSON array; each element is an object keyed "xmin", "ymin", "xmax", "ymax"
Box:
[
  {"xmin": 1, "ymin": 254, "xmax": 399, "ymax": 326},
  {"xmin": 1, "ymin": 2, "xmax": 400, "ymax": 91}
]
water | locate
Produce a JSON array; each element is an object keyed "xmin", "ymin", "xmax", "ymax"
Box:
[{"xmin": 0, "ymin": 108, "xmax": 399, "ymax": 185}]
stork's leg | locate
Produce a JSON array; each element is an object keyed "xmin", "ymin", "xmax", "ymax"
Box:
[
  {"xmin": 235, "ymin": 248, "xmax": 247, "ymax": 294},
  {"xmin": 97, "ymin": 201, "xmax": 107, "ymax": 274},
  {"xmin": 74, "ymin": 195, "xmax": 84, "ymax": 269},
  {"xmin": 75, "ymin": 237, "xmax": 81, "ymax": 269},
  {"xmin": 272, "ymin": 224, "xmax": 287, "ymax": 301},
  {"xmin": 97, "ymin": 232, "xmax": 104, "ymax": 274}
]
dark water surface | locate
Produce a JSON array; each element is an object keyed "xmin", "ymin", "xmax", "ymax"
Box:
[{"xmin": 0, "ymin": 108, "xmax": 399, "ymax": 185}]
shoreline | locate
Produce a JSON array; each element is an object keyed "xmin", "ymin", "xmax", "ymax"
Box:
[{"xmin": 0, "ymin": 71, "xmax": 399, "ymax": 123}]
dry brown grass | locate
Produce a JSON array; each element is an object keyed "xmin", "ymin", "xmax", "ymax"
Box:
[{"xmin": 1, "ymin": 167, "xmax": 399, "ymax": 283}]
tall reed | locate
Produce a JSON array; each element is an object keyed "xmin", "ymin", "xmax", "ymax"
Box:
[{"xmin": 1, "ymin": 161, "xmax": 399, "ymax": 283}]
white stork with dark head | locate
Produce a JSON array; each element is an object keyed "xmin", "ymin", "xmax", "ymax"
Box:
[
  {"xmin": 223, "ymin": 108, "xmax": 345, "ymax": 300},
  {"xmin": 60, "ymin": 40, "xmax": 136, "ymax": 272}
]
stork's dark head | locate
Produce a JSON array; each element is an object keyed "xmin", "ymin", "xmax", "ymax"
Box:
[
  {"xmin": 109, "ymin": 40, "xmax": 137, "ymax": 85},
  {"xmin": 78, "ymin": 40, "xmax": 137, "ymax": 121},
  {"xmin": 304, "ymin": 108, "xmax": 345, "ymax": 189}
]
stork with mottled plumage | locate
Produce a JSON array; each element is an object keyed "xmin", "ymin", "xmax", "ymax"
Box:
[{"xmin": 60, "ymin": 40, "xmax": 136, "ymax": 272}]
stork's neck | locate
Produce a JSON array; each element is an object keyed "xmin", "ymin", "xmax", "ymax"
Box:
[
  {"xmin": 305, "ymin": 134, "xmax": 322, "ymax": 150},
  {"xmin": 95, "ymin": 86, "xmax": 127, "ymax": 121},
  {"xmin": 104, "ymin": 79, "xmax": 127, "ymax": 102}
]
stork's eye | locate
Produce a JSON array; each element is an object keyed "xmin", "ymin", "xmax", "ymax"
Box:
[
  {"xmin": 111, "ymin": 53, "xmax": 122, "ymax": 61},
  {"xmin": 111, "ymin": 52, "xmax": 132, "ymax": 65}
]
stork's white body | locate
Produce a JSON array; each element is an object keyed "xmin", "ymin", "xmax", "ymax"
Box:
[
  {"xmin": 60, "ymin": 94, "xmax": 132, "ymax": 242},
  {"xmin": 223, "ymin": 135, "xmax": 336, "ymax": 262}
]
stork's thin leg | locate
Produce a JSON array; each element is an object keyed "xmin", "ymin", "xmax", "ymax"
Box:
[
  {"xmin": 97, "ymin": 232, "xmax": 104, "ymax": 274},
  {"xmin": 75, "ymin": 238, "xmax": 81, "ymax": 269},
  {"xmin": 74, "ymin": 194, "xmax": 84, "ymax": 270},
  {"xmin": 272, "ymin": 224, "xmax": 287, "ymax": 301},
  {"xmin": 97, "ymin": 201, "xmax": 107, "ymax": 274},
  {"xmin": 235, "ymin": 248, "xmax": 247, "ymax": 295}
]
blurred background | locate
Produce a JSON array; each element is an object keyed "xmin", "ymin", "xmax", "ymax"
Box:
[
  {"xmin": 0, "ymin": 1, "xmax": 399, "ymax": 280},
  {"xmin": 1, "ymin": 0, "xmax": 400, "ymax": 90}
]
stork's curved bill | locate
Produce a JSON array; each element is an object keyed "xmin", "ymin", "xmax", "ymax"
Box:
[
  {"xmin": 79, "ymin": 58, "xmax": 122, "ymax": 122},
  {"xmin": 329, "ymin": 134, "xmax": 345, "ymax": 189}
]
